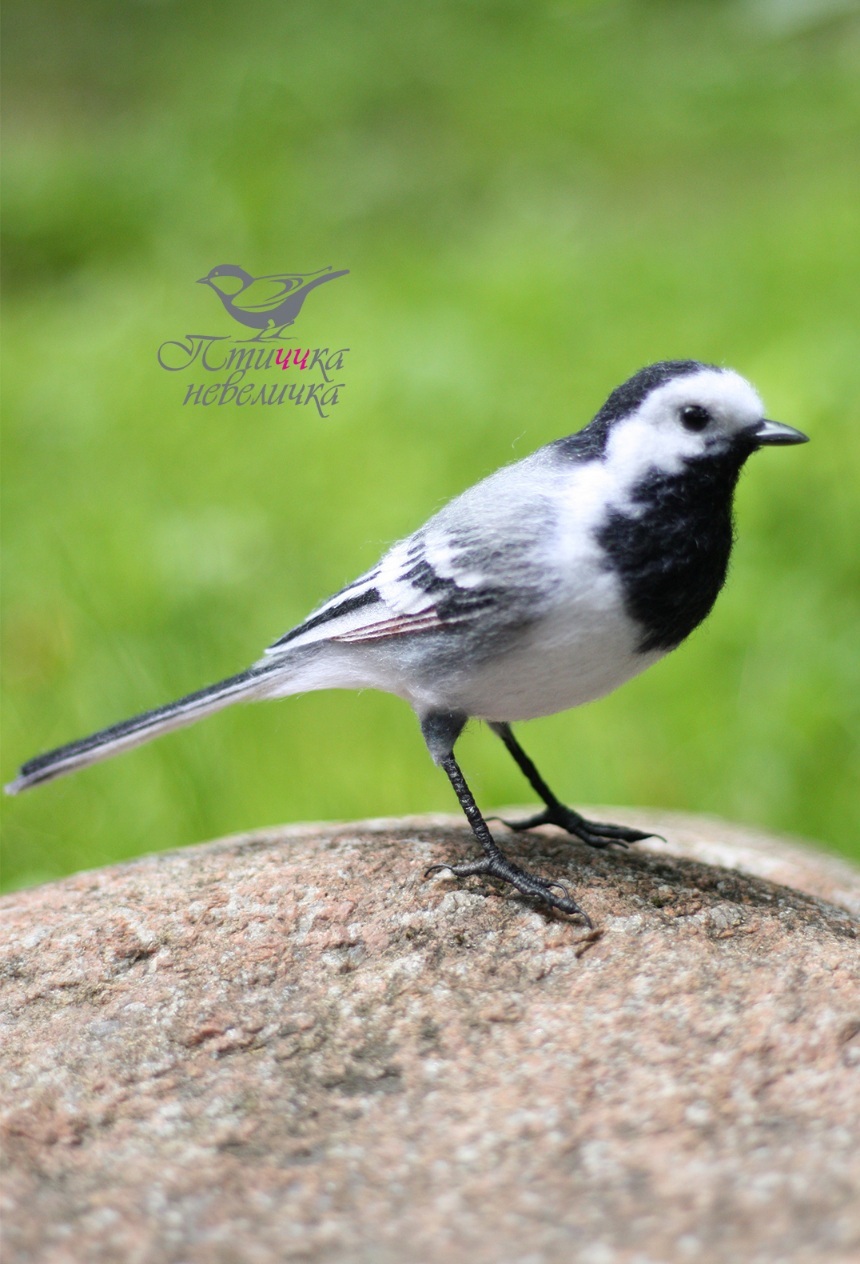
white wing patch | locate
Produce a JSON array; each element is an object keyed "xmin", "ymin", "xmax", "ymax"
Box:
[{"xmin": 262, "ymin": 534, "xmax": 479, "ymax": 656}]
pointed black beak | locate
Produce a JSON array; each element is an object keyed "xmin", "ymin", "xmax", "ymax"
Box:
[
  {"xmin": 197, "ymin": 276, "xmax": 210, "ymax": 285},
  {"xmin": 751, "ymin": 419, "xmax": 809, "ymax": 447}
]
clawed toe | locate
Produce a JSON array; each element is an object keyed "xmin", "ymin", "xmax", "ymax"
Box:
[
  {"xmin": 426, "ymin": 856, "xmax": 591, "ymax": 924},
  {"xmin": 494, "ymin": 809, "xmax": 555, "ymax": 833},
  {"xmin": 576, "ymin": 820, "xmax": 663, "ymax": 847},
  {"xmin": 499, "ymin": 803, "xmax": 658, "ymax": 849}
]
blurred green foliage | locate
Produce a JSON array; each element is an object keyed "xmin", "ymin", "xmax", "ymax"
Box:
[{"xmin": 2, "ymin": 0, "xmax": 859, "ymax": 891}]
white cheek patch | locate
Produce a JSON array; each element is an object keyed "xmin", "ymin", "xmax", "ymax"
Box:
[{"xmin": 605, "ymin": 413, "xmax": 696, "ymax": 484}]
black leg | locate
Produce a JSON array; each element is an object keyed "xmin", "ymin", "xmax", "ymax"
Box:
[
  {"xmin": 426, "ymin": 750, "xmax": 592, "ymax": 924},
  {"xmin": 489, "ymin": 722, "xmax": 656, "ymax": 848}
]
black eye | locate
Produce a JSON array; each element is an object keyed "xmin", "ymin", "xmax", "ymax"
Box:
[{"xmin": 680, "ymin": 404, "xmax": 712, "ymax": 432}]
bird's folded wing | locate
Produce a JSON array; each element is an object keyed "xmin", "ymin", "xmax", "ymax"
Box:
[
  {"xmin": 235, "ymin": 276, "xmax": 303, "ymax": 311},
  {"xmin": 262, "ymin": 531, "xmax": 521, "ymax": 655}
]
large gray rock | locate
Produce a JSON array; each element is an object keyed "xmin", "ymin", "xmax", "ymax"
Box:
[{"xmin": 1, "ymin": 810, "xmax": 858, "ymax": 1264}]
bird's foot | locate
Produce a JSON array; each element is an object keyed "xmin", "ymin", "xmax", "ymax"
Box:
[
  {"xmin": 497, "ymin": 803, "xmax": 658, "ymax": 849},
  {"xmin": 426, "ymin": 854, "xmax": 592, "ymax": 924}
]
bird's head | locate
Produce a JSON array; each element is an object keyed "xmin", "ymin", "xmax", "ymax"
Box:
[
  {"xmin": 197, "ymin": 265, "xmax": 252, "ymax": 297},
  {"xmin": 598, "ymin": 361, "xmax": 807, "ymax": 482}
]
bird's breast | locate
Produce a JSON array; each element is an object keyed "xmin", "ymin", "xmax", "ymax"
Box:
[{"xmin": 596, "ymin": 464, "xmax": 738, "ymax": 653}]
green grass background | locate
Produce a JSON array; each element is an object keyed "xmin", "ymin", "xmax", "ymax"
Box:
[{"xmin": 2, "ymin": 0, "xmax": 859, "ymax": 891}]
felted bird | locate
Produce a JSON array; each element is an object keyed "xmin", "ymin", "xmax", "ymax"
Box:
[
  {"xmin": 197, "ymin": 265, "xmax": 349, "ymax": 338},
  {"xmin": 6, "ymin": 361, "xmax": 808, "ymax": 923}
]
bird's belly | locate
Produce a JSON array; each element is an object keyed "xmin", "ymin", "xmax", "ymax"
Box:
[
  {"xmin": 459, "ymin": 613, "xmax": 659, "ymax": 721},
  {"xmin": 407, "ymin": 577, "xmax": 664, "ymax": 722}
]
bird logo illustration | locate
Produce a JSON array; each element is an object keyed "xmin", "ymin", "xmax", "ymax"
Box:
[{"xmin": 197, "ymin": 264, "xmax": 349, "ymax": 339}]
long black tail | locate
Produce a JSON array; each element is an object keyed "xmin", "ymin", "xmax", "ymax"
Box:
[{"xmin": 5, "ymin": 663, "xmax": 281, "ymax": 795}]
